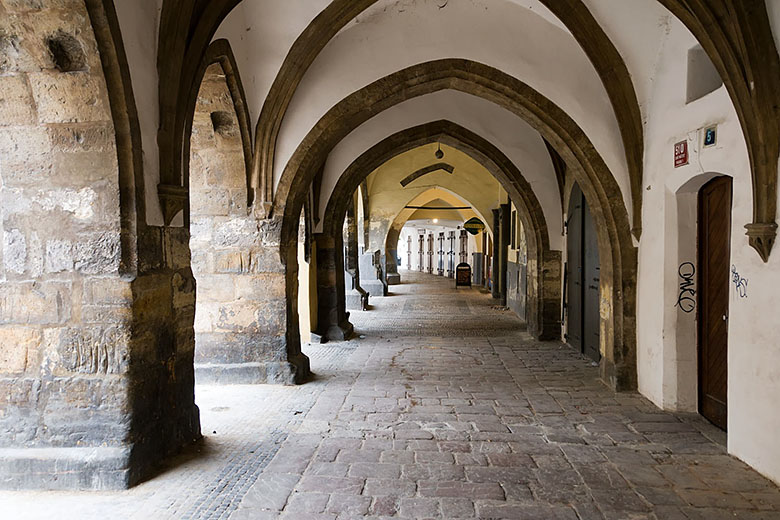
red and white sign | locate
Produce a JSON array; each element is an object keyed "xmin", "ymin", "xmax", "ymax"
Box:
[{"xmin": 674, "ymin": 140, "xmax": 689, "ymax": 168}]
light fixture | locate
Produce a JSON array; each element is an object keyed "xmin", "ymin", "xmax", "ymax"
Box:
[
  {"xmin": 433, "ymin": 218, "xmax": 439, "ymax": 224},
  {"xmin": 435, "ymin": 142, "xmax": 444, "ymax": 160}
]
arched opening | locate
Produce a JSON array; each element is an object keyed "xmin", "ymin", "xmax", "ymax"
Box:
[
  {"xmin": 565, "ymin": 182, "xmax": 601, "ymax": 364},
  {"xmin": 672, "ymin": 173, "xmax": 733, "ymax": 430},
  {"xmin": 383, "ymin": 187, "xmax": 490, "ymax": 286},
  {"xmin": 189, "ymin": 60, "xmax": 252, "ymax": 383},
  {"xmin": 319, "ymin": 121, "xmax": 559, "ymax": 344}
]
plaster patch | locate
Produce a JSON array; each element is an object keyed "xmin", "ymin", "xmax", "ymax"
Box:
[
  {"xmin": 34, "ymin": 187, "xmax": 96, "ymax": 219},
  {"xmin": 3, "ymin": 229, "xmax": 26, "ymax": 274}
]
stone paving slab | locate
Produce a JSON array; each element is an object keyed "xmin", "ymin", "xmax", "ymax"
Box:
[{"xmin": 2, "ymin": 271, "xmax": 779, "ymax": 519}]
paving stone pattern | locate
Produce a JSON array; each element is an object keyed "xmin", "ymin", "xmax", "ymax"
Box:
[{"xmin": 2, "ymin": 271, "xmax": 780, "ymax": 519}]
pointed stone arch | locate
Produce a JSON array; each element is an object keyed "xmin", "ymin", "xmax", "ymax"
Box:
[
  {"xmin": 382, "ymin": 187, "xmax": 490, "ymax": 288},
  {"xmin": 319, "ymin": 120, "xmax": 557, "ymax": 341},
  {"xmin": 656, "ymin": 0, "xmax": 780, "ymax": 262},
  {"xmin": 275, "ymin": 60, "xmax": 636, "ymax": 390}
]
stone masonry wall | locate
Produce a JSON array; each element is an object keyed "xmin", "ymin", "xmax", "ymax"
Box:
[
  {"xmin": 189, "ymin": 63, "xmax": 292, "ymax": 384},
  {"xmin": 0, "ymin": 0, "xmax": 135, "ymax": 488}
]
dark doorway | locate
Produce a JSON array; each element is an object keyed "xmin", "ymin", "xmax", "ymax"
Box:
[
  {"xmin": 697, "ymin": 176, "xmax": 731, "ymax": 431},
  {"xmin": 566, "ymin": 183, "xmax": 601, "ymax": 363}
]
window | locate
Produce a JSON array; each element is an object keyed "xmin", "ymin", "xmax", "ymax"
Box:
[{"xmin": 686, "ymin": 45, "xmax": 723, "ymax": 103}]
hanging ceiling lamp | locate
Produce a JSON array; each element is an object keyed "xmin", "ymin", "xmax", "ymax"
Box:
[{"xmin": 435, "ymin": 142, "xmax": 444, "ymax": 160}]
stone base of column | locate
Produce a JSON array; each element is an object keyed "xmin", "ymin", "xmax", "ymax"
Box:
[
  {"xmin": 325, "ymin": 319, "xmax": 354, "ymax": 342},
  {"xmin": 361, "ymin": 280, "xmax": 386, "ymax": 297},
  {"xmin": 386, "ymin": 273, "xmax": 401, "ymax": 285},
  {"xmin": 346, "ymin": 288, "xmax": 368, "ymax": 311},
  {"xmin": 0, "ymin": 446, "xmax": 133, "ymax": 490},
  {"xmin": 195, "ymin": 356, "xmax": 311, "ymax": 385}
]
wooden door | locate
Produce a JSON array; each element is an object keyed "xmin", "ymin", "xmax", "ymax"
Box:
[
  {"xmin": 698, "ymin": 176, "xmax": 731, "ymax": 431},
  {"xmin": 418, "ymin": 234, "xmax": 424, "ymax": 272},
  {"xmin": 566, "ymin": 183, "xmax": 600, "ymax": 363},
  {"xmin": 582, "ymin": 196, "xmax": 601, "ymax": 362},
  {"xmin": 566, "ymin": 187, "xmax": 584, "ymax": 352}
]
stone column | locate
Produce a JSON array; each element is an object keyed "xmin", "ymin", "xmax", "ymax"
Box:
[
  {"xmin": 315, "ymin": 233, "xmax": 354, "ymax": 341},
  {"xmin": 492, "ymin": 209, "xmax": 501, "ymax": 299},
  {"xmin": 360, "ymin": 250, "xmax": 387, "ymax": 297},
  {"xmin": 344, "ymin": 202, "xmax": 367, "ymax": 310},
  {"xmin": 384, "ymin": 227, "xmax": 401, "ymax": 285}
]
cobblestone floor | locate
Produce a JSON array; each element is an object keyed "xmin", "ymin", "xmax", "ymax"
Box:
[{"xmin": 3, "ymin": 271, "xmax": 780, "ymax": 519}]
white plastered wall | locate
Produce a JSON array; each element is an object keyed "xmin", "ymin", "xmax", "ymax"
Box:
[
  {"xmin": 213, "ymin": 0, "xmax": 330, "ymax": 126},
  {"xmin": 638, "ymin": 16, "xmax": 780, "ymax": 485},
  {"xmin": 113, "ymin": 0, "xmax": 164, "ymax": 225}
]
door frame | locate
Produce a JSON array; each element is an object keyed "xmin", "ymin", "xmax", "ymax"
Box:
[{"xmin": 696, "ymin": 175, "xmax": 732, "ymax": 431}]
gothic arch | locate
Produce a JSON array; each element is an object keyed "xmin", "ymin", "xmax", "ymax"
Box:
[
  {"xmin": 382, "ymin": 187, "xmax": 491, "ymax": 288},
  {"xmin": 320, "ymin": 120, "xmax": 555, "ymax": 341},
  {"xmin": 156, "ymin": 0, "xmax": 242, "ymax": 221},
  {"xmin": 84, "ymin": 0, "xmax": 145, "ymax": 274},
  {"xmin": 249, "ymin": 0, "xmax": 643, "ymax": 234},
  {"xmin": 160, "ymin": 38, "xmax": 252, "ymax": 224},
  {"xmin": 272, "ymin": 59, "xmax": 637, "ymax": 390}
]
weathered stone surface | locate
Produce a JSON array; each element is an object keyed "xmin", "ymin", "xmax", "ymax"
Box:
[
  {"xmin": 2, "ymin": 229, "xmax": 26, "ymax": 274},
  {"xmin": 0, "ymin": 327, "xmax": 39, "ymax": 373},
  {"xmin": 0, "ymin": 75, "xmax": 36, "ymax": 125},
  {"xmin": 28, "ymin": 72, "xmax": 107, "ymax": 124},
  {"xmin": 0, "ymin": 281, "xmax": 71, "ymax": 324}
]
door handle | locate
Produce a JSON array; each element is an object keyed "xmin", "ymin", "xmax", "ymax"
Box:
[{"xmin": 722, "ymin": 314, "xmax": 728, "ymax": 321}]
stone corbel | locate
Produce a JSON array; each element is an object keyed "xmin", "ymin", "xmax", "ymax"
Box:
[
  {"xmin": 745, "ymin": 222, "xmax": 777, "ymax": 263},
  {"xmin": 157, "ymin": 183, "xmax": 188, "ymax": 225}
]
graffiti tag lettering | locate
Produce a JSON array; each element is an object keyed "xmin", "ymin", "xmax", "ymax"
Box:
[
  {"xmin": 675, "ymin": 262, "xmax": 696, "ymax": 313},
  {"xmin": 731, "ymin": 265, "xmax": 748, "ymax": 298}
]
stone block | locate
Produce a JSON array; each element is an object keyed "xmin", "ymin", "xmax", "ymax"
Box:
[
  {"xmin": 163, "ymin": 227, "xmax": 191, "ymax": 270},
  {"xmin": 73, "ymin": 232, "xmax": 120, "ymax": 274},
  {"xmin": 47, "ymin": 122, "xmax": 114, "ymax": 153},
  {"xmin": 0, "ymin": 128, "xmax": 52, "ymax": 184},
  {"xmin": 44, "ymin": 326, "xmax": 129, "ymax": 375},
  {"xmin": 81, "ymin": 278, "xmax": 132, "ymax": 306},
  {"xmin": 190, "ymin": 186, "xmax": 231, "ymax": 217},
  {"xmin": 2, "ymin": 229, "xmax": 26, "ymax": 274},
  {"xmin": 213, "ymin": 250, "xmax": 247, "ymax": 273},
  {"xmin": 194, "ymin": 361, "xmax": 267, "ymax": 385},
  {"xmin": 194, "ymin": 274, "xmax": 235, "ymax": 303},
  {"xmin": 51, "ymin": 149, "xmax": 118, "ymax": 186},
  {"xmin": 212, "ymin": 217, "xmax": 260, "ymax": 248},
  {"xmin": 44, "ymin": 239, "xmax": 72, "ymax": 273},
  {"xmin": 28, "ymin": 72, "xmax": 108, "ymax": 124},
  {"xmin": 233, "ymin": 273, "xmax": 286, "ymax": 300},
  {"xmin": 249, "ymin": 248, "xmax": 284, "ymax": 273},
  {"xmin": 0, "ymin": 75, "xmax": 36, "ymax": 126},
  {"xmin": 0, "ymin": 327, "xmax": 39, "ymax": 373},
  {"xmin": 0, "ymin": 447, "xmax": 132, "ymax": 490},
  {"xmin": 0, "ymin": 281, "xmax": 71, "ymax": 324}
]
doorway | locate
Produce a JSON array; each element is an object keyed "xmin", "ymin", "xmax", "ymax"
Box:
[
  {"xmin": 697, "ymin": 176, "xmax": 731, "ymax": 430},
  {"xmin": 566, "ymin": 183, "xmax": 601, "ymax": 363}
]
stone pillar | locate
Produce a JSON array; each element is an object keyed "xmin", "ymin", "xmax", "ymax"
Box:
[
  {"xmin": 315, "ymin": 233, "xmax": 354, "ymax": 341},
  {"xmin": 492, "ymin": 209, "xmax": 501, "ymax": 299},
  {"xmin": 0, "ymin": 2, "xmax": 203, "ymax": 490},
  {"xmin": 384, "ymin": 228, "xmax": 401, "ymax": 285},
  {"xmin": 360, "ymin": 251, "xmax": 387, "ymax": 296},
  {"xmin": 499, "ymin": 203, "xmax": 511, "ymax": 306},
  {"xmin": 344, "ymin": 202, "xmax": 367, "ymax": 310}
]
